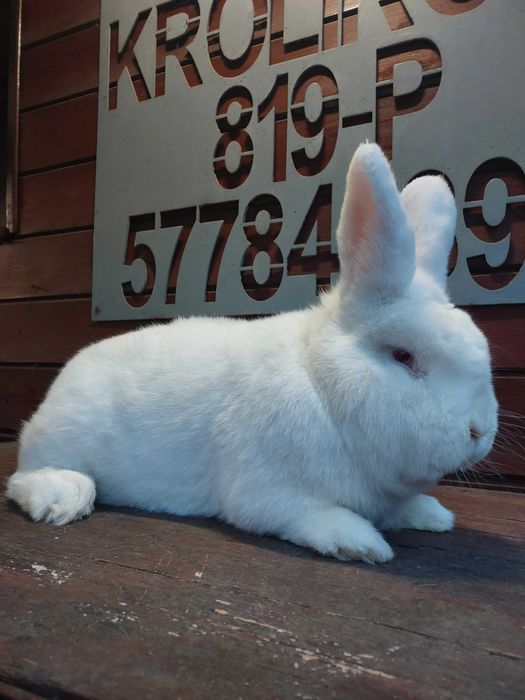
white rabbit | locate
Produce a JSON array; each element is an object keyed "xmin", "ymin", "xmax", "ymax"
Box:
[{"xmin": 6, "ymin": 143, "xmax": 497, "ymax": 564}]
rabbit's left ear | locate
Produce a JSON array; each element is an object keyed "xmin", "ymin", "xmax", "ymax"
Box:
[
  {"xmin": 336, "ymin": 143, "xmax": 415, "ymax": 304},
  {"xmin": 401, "ymin": 176, "xmax": 456, "ymax": 291}
]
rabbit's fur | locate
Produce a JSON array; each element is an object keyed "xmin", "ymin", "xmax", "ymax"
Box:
[{"xmin": 6, "ymin": 144, "xmax": 497, "ymax": 563}]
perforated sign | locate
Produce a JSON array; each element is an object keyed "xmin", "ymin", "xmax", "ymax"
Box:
[{"xmin": 93, "ymin": 0, "xmax": 525, "ymax": 320}]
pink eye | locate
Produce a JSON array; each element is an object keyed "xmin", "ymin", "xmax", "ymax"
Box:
[{"xmin": 392, "ymin": 348, "xmax": 415, "ymax": 369}]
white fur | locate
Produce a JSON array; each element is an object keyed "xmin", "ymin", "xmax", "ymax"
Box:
[{"xmin": 5, "ymin": 143, "xmax": 497, "ymax": 563}]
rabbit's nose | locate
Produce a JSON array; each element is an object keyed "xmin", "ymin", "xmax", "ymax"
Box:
[{"xmin": 469, "ymin": 424, "xmax": 485, "ymax": 441}]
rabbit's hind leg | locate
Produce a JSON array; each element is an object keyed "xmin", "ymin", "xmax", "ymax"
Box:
[{"xmin": 6, "ymin": 468, "xmax": 96, "ymax": 525}]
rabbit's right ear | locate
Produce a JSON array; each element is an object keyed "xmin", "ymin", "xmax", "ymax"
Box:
[
  {"xmin": 336, "ymin": 143, "xmax": 415, "ymax": 305},
  {"xmin": 400, "ymin": 176, "xmax": 456, "ymax": 292}
]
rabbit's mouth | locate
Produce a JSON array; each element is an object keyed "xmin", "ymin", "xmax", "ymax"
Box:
[{"xmin": 455, "ymin": 456, "xmax": 480, "ymax": 473}]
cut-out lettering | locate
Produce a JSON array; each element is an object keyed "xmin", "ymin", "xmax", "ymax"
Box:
[
  {"xmin": 291, "ymin": 66, "xmax": 339, "ymax": 176},
  {"xmin": 208, "ymin": 0, "xmax": 268, "ymax": 77},
  {"xmin": 200, "ymin": 202, "xmax": 240, "ymax": 301},
  {"xmin": 241, "ymin": 195, "xmax": 284, "ymax": 300},
  {"xmin": 258, "ymin": 74, "xmax": 289, "ymax": 182},
  {"xmin": 109, "ymin": 10, "xmax": 152, "ymax": 111},
  {"xmin": 161, "ymin": 207, "xmax": 197, "ymax": 304},
  {"xmin": 342, "ymin": 0, "xmax": 413, "ymax": 46},
  {"xmin": 122, "ymin": 213, "xmax": 156, "ymax": 306},
  {"xmin": 376, "ymin": 39, "xmax": 442, "ymax": 158},
  {"xmin": 214, "ymin": 87, "xmax": 255, "ymax": 189},
  {"xmin": 464, "ymin": 158, "xmax": 525, "ymax": 289},
  {"xmin": 287, "ymin": 184, "xmax": 339, "ymax": 293},
  {"xmin": 270, "ymin": 0, "xmax": 319, "ymax": 65},
  {"xmin": 426, "ymin": 0, "xmax": 485, "ymax": 15},
  {"xmin": 156, "ymin": 0, "xmax": 202, "ymax": 94}
]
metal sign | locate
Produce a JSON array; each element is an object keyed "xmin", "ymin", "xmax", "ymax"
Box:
[{"xmin": 93, "ymin": 0, "xmax": 525, "ymax": 321}]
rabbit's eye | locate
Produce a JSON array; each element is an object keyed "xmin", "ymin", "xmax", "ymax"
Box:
[{"xmin": 392, "ymin": 348, "xmax": 415, "ymax": 369}]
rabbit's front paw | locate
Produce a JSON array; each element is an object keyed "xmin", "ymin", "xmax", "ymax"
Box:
[
  {"xmin": 285, "ymin": 506, "xmax": 394, "ymax": 564},
  {"xmin": 388, "ymin": 494, "xmax": 454, "ymax": 533}
]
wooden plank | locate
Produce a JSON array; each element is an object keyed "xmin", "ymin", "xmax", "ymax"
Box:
[
  {"xmin": 21, "ymin": 0, "xmax": 100, "ymax": 47},
  {"xmin": 468, "ymin": 305, "xmax": 525, "ymax": 369},
  {"xmin": 20, "ymin": 26, "xmax": 99, "ymax": 110},
  {"xmin": 0, "ymin": 440, "xmax": 523, "ymax": 700},
  {"xmin": 19, "ymin": 93, "xmax": 97, "ymax": 172},
  {"xmin": 0, "ymin": 231, "xmax": 92, "ymax": 300},
  {"xmin": 0, "ymin": 2, "xmax": 9, "ymax": 95},
  {"xmin": 0, "ymin": 299, "xmax": 138, "ymax": 364},
  {"xmin": 494, "ymin": 376, "xmax": 525, "ymax": 416},
  {"xmin": 0, "ymin": 367, "xmax": 58, "ymax": 431},
  {"xmin": 0, "ymin": 680, "xmax": 41, "ymax": 700},
  {"xmin": 436, "ymin": 485, "xmax": 525, "ymax": 524},
  {"xmin": 0, "ymin": 292, "xmax": 523, "ymax": 373},
  {"xmin": 18, "ymin": 162, "xmax": 95, "ymax": 235}
]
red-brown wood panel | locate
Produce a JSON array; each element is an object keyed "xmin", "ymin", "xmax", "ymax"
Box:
[
  {"xmin": 18, "ymin": 162, "xmax": 95, "ymax": 235},
  {"xmin": 20, "ymin": 25, "xmax": 99, "ymax": 110},
  {"xmin": 0, "ymin": 231, "xmax": 92, "ymax": 300},
  {"xmin": 21, "ymin": 0, "xmax": 100, "ymax": 47},
  {"xmin": 20, "ymin": 93, "xmax": 98, "ymax": 172},
  {"xmin": 494, "ymin": 376, "xmax": 525, "ymax": 417},
  {"xmin": 0, "ymin": 367, "xmax": 59, "ymax": 432},
  {"xmin": 469, "ymin": 306, "xmax": 525, "ymax": 370},
  {"xmin": 0, "ymin": 299, "xmax": 138, "ymax": 364}
]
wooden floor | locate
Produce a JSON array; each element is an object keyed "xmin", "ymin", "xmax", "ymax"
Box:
[{"xmin": 1, "ymin": 443, "xmax": 524, "ymax": 700}]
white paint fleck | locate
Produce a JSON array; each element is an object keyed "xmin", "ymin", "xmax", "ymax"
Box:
[
  {"xmin": 30, "ymin": 563, "xmax": 71, "ymax": 585},
  {"xmin": 298, "ymin": 650, "xmax": 319, "ymax": 663},
  {"xmin": 31, "ymin": 564, "xmax": 48, "ymax": 573},
  {"xmin": 234, "ymin": 616, "xmax": 292, "ymax": 636},
  {"xmin": 49, "ymin": 570, "xmax": 72, "ymax": 585},
  {"xmin": 194, "ymin": 571, "xmax": 203, "ymax": 579},
  {"xmin": 107, "ymin": 610, "xmax": 138, "ymax": 624}
]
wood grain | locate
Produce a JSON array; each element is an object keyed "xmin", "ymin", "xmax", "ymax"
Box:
[
  {"xmin": 19, "ymin": 93, "xmax": 97, "ymax": 172},
  {"xmin": 468, "ymin": 305, "xmax": 525, "ymax": 369},
  {"xmin": 0, "ymin": 293, "xmax": 522, "ymax": 370},
  {"xmin": 21, "ymin": 0, "xmax": 100, "ymax": 47},
  {"xmin": 0, "ymin": 299, "xmax": 138, "ymax": 364},
  {"xmin": 0, "ymin": 438, "xmax": 524, "ymax": 699},
  {"xmin": 0, "ymin": 367, "xmax": 58, "ymax": 431},
  {"xmin": 494, "ymin": 376, "xmax": 525, "ymax": 416},
  {"xmin": 0, "ymin": 231, "xmax": 92, "ymax": 300},
  {"xmin": 20, "ymin": 25, "xmax": 99, "ymax": 110},
  {"xmin": 18, "ymin": 162, "xmax": 95, "ymax": 235}
]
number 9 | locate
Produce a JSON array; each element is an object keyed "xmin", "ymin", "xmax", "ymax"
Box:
[{"xmin": 290, "ymin": 66, "xmax": 339, "ymax": 177}]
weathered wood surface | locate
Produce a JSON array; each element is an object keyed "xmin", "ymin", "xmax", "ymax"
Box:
[{"xmin": 1, "ymin": 443, "xmax": 524, "ymax": 699}]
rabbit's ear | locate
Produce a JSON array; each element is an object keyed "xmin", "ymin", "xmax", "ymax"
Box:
[
  {"xmin": 401, "ymin": 176, "xmax": 456, "ymax": 291},
  {"xmin": 336, "ymin": 143, "xmax": 415, "ymax": 303}
]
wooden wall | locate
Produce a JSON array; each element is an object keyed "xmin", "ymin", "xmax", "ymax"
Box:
[
  {"xmin": 0, "ymin": 0, "xmax": 10, "ymax": 220},
  {"xmin": 1, "ymin": 0, "xmax": 524, "ymax": 486}
]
